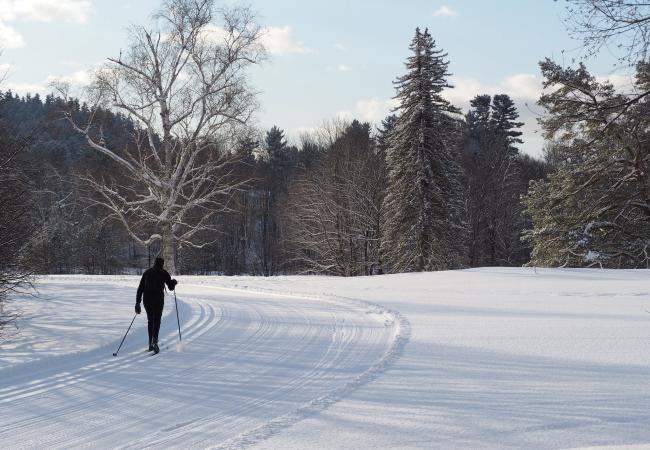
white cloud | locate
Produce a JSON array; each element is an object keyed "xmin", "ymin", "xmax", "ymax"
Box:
[
  {"xmin": 432, "ymin": 5, "xmax": 457, "ymax": 18},
  {"xmin": 0, "ymin": 21, "xmax": 24, "ymax": 48},
  {"xmin": 261, "ymin": 26, "xmax": 310, "ymax": 55},
  {"xmin": 46, "ymin": 68, "xmax": 93, "ymax": 87},
  {"xmin": 4, "ymin": 81, "xmax": 47, "ymax": 95},
  {"xmin": 201, "ymin": 24, "xmax": 230, "ymax": 44},
  {"xmin": 502, "ymin": 73, "xmax": 543, "ymax": 100},
  {"xmin": 0, "ymin": 0, "xmax": 91, "ymax": 23},
  {"xmin": 201, "ymin": 24, "xmax": 310, "ymax": 56},
  {"xmin": 333, "ymin": 43, "xmax": 348, "ymax": 52},
  {"xmin": 356, "ymin": 98, "xmax": 399, "ymax": 122},
  {"xmin": 443, "ymin": 73, "xmax": 543, "ymax": 108},
  {"xmin": 4, "ymin": 65, "xmax": 96, "ymax": 97},
  {"xmin": 443, "ymin": 77, "xmax": 486, "ymax": 107},
  {"xmin": 0, "ymin": 0, "xmax": 90, "ymax": 49},
  {"xmin": 336, "ymin": 97, "xmax": 399, "ymax": 123},
  {"xmin": 596, "ymin": 74, "xmax": 635, "ymax": 92}
]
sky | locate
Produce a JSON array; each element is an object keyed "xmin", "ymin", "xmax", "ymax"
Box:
[{"xmin": 0, "ymin": 0, "xmax": 630, "ymax": 156}]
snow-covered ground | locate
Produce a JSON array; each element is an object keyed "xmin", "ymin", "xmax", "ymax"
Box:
[{"xmin": 1, "ymin": 268, "xmax": 650, "ymax": 449}]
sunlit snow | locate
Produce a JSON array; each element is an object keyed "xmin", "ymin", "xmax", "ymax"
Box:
[{"xmin": 1, "ymin": 268, "xmax": 649, "ymax": 449}]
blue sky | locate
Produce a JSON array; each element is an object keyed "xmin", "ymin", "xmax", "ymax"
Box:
[{"xmin": 0, "ymin": 0, "xmax": 626, "ymax": 156}]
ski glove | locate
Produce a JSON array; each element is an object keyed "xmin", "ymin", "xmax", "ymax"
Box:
[
  {"xmin": 135, "ymin": 303, "xmax": 141, "ymax": 314},
  {"xmin": 171, "ymin": 279, "xmax": 178, "ymax": 290}
]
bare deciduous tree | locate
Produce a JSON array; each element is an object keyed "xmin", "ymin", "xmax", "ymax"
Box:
[
  {"xmin": 562, "ymin": 0, "xmax": 650, "ymax": 64},
  {"xmin": 57, "ymin": 0, "xmax": 264, "ymax": 273},
  {"xmin": 0, "ymin": 115, "xmax": 32, "ymax": 336},
  {"xmin": 284, "ymin": 120, "xmax": 384, "ymax": 276},
  {"xmin": 0, "ymin": 50, "xmax": 33, "ymax": 335}
]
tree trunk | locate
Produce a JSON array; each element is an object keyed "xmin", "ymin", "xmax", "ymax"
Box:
[{"xmin": 162, "ymin": 222, "xmax": 176, "ymax": 275}]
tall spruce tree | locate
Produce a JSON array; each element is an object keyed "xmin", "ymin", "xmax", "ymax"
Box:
[{"xmin": 381, "ymin": 28, "xmax": 467, "ymax": 273}]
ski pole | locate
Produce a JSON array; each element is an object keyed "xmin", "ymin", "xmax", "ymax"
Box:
[
  {"xmin": 174, "ymin": 289, "xmax": 182, "ymax": 341},
  {"xmin": 113, "ymin": 313, "xmax": 137, "ymax": 357}
]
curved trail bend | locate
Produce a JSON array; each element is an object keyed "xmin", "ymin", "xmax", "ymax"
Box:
[{"xmin": 0, "ymin": 279, "xmax": 404, "ymax": 449}]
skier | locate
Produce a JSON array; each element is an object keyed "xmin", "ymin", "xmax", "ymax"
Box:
[{"xmin": 135, "ymin": 257, "xmax": 178, "ymax": 354}]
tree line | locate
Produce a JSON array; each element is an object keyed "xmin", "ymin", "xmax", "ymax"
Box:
[{"xmin": 0, "ymin": 76, "xmax": 544, "ymax": 278}]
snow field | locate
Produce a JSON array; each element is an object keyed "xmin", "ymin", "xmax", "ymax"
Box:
[
  {"xmin": 181, "ymin": 269, "xmax": 650, "ymax": 449},
  {"xmin": 2, "ymin": 268, "xmax": 650, "ymax": 449}
]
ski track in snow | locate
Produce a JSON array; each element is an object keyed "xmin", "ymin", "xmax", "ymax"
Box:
[{"xmin": 0, "ymin": 278, "xmax": 406, "ymax": 449}]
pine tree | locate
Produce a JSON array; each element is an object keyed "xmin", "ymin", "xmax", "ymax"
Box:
[
  {"xmin": 525, "ymin": 59, "xmax": 650, "ymax": 268},
  {"xmin": 490, "ymin": 94, "xmax": 524, "ymax": 144},
  {"xmin": 264, "ymin": 126, "xmax": 289, "ymax": 175},
  {"xmin": 462, "ymin": 94, "xmax": 525, "ymax": 266},
  {"xmin": 381, "ymin": 28, "xmax": 467, "ymax": 273}
]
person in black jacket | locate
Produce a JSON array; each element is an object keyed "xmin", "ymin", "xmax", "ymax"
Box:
[{"xmin": 136, "ymin": 257, "xmax": 177, "ymax": 353}]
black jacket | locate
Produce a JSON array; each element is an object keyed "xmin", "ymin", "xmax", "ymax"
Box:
[{"xmin": 136, "ymin": 265, "xmax": 175, "ymax": 304}]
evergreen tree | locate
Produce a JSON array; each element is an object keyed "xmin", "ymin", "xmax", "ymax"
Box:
[
  {"xmin": 264, "ymin": 126, "xmax": 289, "ymax": 174},
  {"xmin": 381, "ymin": 28, "xmax": 467, "ymax": 273},
  {"xmin": 235, "ymin": 133, "xmax": 258, "ymax": 167},
  {"xmin": 525, "ymin": 59, "xmax": 650, "ymax": 267},
  {"xmin": 376, "ymin": 114, "xmax": 398, "ymax": 158},
  {"xmin": 462, "ymin": 94, "xmax": 526, "ymax": 266},
  {"xmin": 297, "ymin": 138, "xmax": 322, "ymax": 170},
  {"xmin": 490, "ymin": 94, "xmax": 524, "ymax": 144},
  {"xmin": 260, "ymin": 125, "xmax": 297, "ymax": 275}
]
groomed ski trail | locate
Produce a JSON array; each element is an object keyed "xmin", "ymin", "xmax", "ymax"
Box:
[{"xmin": 0, "ymin": 278, "xmax": 407, "ymax": 449}]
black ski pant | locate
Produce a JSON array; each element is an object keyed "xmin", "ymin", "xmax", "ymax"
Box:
[{"xmin": 143, "ymin": 299, "xmax": 164, "ymax": 346}]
